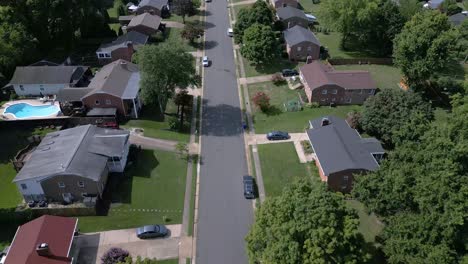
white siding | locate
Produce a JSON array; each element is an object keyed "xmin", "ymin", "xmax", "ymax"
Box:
[
  {"xmin": 13, "ymin": 83, "xmax": 68, "ymax": 96},
  {"xmin": 16, "ymin": 179, "xmax": 45, "ymax": 197},
  {"xmin": 107, "ymin": 140, "xmax": 130, "ymax": 172}
]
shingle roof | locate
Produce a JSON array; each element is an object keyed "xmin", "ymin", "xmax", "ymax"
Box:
[
  {"xmin": 449, "ymin": 12, "xmax": 467, "ymax": 26},
  {"xmin": 300, "ymin": 61, "xmax": 376, "ymax": 90},
  {"xmin": 277, "ymin": 6, "xmax": 307, "ymax": 21},
  {"xmin": 56, "ymin": 87, "xmax": 94, "ymax": 102},
  {"xmin": 84, "ymin": 59, "xmax": 140, "ymax": 99},
  {"xmin": 283, "ymin": 25, "xmax": 320, "ymax": 46},
  {"xmin": 9, "ymin": 66, "xmax": 88, "ymax": 85},
  {"xmin": 128, "ymin": 13, "xmax": 161, "ymax": 30},
  {"xmin": 307, "ymin": 116, "xmax": 384, "ymax": 175},
  {"xmin": 138, "ymin": 0, "xmax": 168, "ymax": 10},
  {"xmin": 14, "ymin": 125, "xmax": 129, "ymax": 182},
  {"xmin": 4, "ymin": 215, "xmax": 77, "ymax": 264},
  {"xmin": 96, "ymin": 31, "xmax": 148, "ymax": 53}
]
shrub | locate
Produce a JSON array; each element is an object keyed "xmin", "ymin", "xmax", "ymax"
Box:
[
  {"xmin": 346, "ymin": 111, "xmax": 362, "ymax": 130},
  {"xmin": 306, "ymin": 102, "xmax": 320, "ymax": 108},
  {"xmin": 168, "ymin": 116, "xmax": 181, "ymax": 131},
  {"xmin": 101, "ymin": 247, "xmax": 130, "ymax": 264},
  {"xmin": 301, "ymin": 140, "xmax": 313, "ymax": 154},
  {"xmin": 271, "ymin": 73, "xmax": 285, "ymax": 85},
  {"xmin": 252, "ymin": 92, "xmax": 270, "ymax": 113},
  {"xmin": 9, "ymin": 93, "xmax": 18, "ymax": 101}
]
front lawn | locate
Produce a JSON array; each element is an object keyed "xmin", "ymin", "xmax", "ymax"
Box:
[
  {"xmin": 258, "ymin": 143, "xmax": 320, "ymax": 197},
  {"xmin": 122, "ymin": 101, "xmax": 191, "ymax": 142},
  {"xmin": 334, "ymin": 64, "xmax": 402, "ymax": 90},
  {"xmin": 78, "ymin": 149, "xmax": 187, "ymax": 232},
  {"xmin": 248, "ymin": 81, "xmax": 362, "ymax": 133},
  {"xmin": 239, "ymin": 50, "xmax": 302, "ymax": 77}
]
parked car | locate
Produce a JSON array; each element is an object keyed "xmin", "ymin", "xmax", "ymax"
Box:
[
  {"xmin": 202, "ymin": 56, "xmax": 210, "ymax": 67},
  {"xmin": 136, "ymin": 225, "xmax": 168, "ymax": 239},
  {"xmin": 27, "ymin": 200, "xmax": 36, "ymax": 208},
  {"xmin": 227, "ymin": 28, "xmax": 234, "ymax": 37},
  {"xmin": 205, "ymin": 0, "xmax": 211, "ymax": 2},
  {"xmin": 38, "ymin": 200, "xmax": 48, "ymax": 208},
  {"xmin": 281, "ymin": 69, "xmax": 299, "ymax": 77},
  {"xmin": 243, "ymin": 176, "xmax": 257, "ymax": 199},
  {"xmin": 305, "ymin": 14, "xmax": 317, "ymax": 23},
  {"xmin": 266, "ymin": 131, "xmax": 290, "ymax": 140}
]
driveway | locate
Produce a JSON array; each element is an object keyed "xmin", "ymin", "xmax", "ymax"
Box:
[
  {"xmin": 248, "ymin": 133, "xmax": 308, "ymax": 145},
  {"xmin": 75, "ymin": 225, "xmax": 181, "ymax": 263}
]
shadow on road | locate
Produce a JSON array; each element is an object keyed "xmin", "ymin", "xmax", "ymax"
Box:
[
  {"xmin": 204, "ymin": 21, "xmax": 216, "ymax": 29},
  {"xmin": 200, "ymin": 98, "xmax": 244, "ymax": 137},
  {"xmin": 204, "ymin": 40, "xmax": 218, "ymax": 50}
]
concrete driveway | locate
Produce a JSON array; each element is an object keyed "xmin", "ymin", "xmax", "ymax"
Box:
[
  {"xmin": 75, "ymin": 225, "xmax": 181, "ymax": 263},
  {"xmin": 248, "ymin": 133, "xmax": 308, "ymax": 145}
]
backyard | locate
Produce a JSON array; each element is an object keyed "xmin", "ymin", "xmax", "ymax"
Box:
[
  {"xmin": 334, "ymin": 64, "xmax": 402, "ymax": 90},
  {"xmin": 248, "ymin": 81, "xmax": 362, "ymax": 133},
  {"xmin": 78, "ymin": 149, "xmax": 187, "ymax": 232}
]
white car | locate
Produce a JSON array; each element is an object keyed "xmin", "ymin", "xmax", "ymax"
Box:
[
  {"xmin": 305, "ymin": 14, "xmax": 317, "ymax": 23},
  {"xmin": 227, "ymin": 28, "xmax": 234, "ymax": 37},
  {"xmin": 202, "ymin": 56, "xmax": 210, "ymax": 67}
]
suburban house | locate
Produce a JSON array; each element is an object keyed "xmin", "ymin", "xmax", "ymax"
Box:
[
  {"xmin": 307, "ymin": 116, "xmax": 384, "ymax": 192},
  {"xmin": 283, "ymin": 25, "xmax": 320, "ymax": 61},
  {"xmin": 276, "ymin": 6, "xmax": 309, "ymax": 29},
  {"xmin": 57, "ymin": 60, "xmax": 142, "ymax": 118},
  {"xmin": 270, "ymin": 0, "xmax": 298, "ymax": 9},
  {"xmin": 95, "ymin": 31, "xmax": 148, "ymax": 64},
  {"xmin": 299, "ymin": 61, "xmax": 376, "ymax": 105},
  {"xmin": 135, "ymin": 0, "xmax": 169, "ymax": 16},
  {"xmin": 3, "ymin": 215, "xmax": 79, "ymax": 264},
  {"xmin": 449, "ymin": 11, "xmax": 467, "ymax": 26},
  {"xmin": 13, "ymin": 125, "xmax": 130, "ymax": 203},
  {"xmin": 5, "ymin": 65, "xmax": 91, "ymax": 96},
  {"xmin": 126, "ymin": 13, "xmax": 162, "ymax": 36}
]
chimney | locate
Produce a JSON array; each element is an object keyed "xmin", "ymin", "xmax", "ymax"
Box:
[
  {"xmin": 126, "ymin": 41, "xmax": 134, "ymax": 52},
  {"xmin": 306, "ymin": 56, "xmax": 313, "ymax": 64},
  {"xmin": 321, "ymin": 117, "xmax": 329, "ymax": 126},
  {"xmin": 36, "ymin": 243, "xmax": 51, "ymax": 256}
]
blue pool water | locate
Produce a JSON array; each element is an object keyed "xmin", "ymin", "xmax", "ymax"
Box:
[{"xmin": 5, "ymin": 103, "xmax": 60, "ymax": 119}]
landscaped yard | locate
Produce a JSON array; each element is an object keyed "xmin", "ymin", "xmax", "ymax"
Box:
[
  {"xmin": 258, "ymin": 143, "xmax": 320, "ymax": 197},
  {"xmin": 239, "ymin": 49, "xmax": 302, "ymax": 77},
  {"xmin": 345, "ymin": 200, "xmax": 384, "ymax": 243},
  {"xmin": 78, "ymin": 149, "xmax": 187, "ymax": 232},
  {"xmin": 316, "ymin": 32, "xmax": 382, "ymax": 59},
  {"xmin": 122, "ymin": 101, "xmax": 191, "ymax": 142},
  {"xmin": 298, "ymin": 0, "xmax": 321, "ymax": 16},
  {"xmin": 248, "ymin": 81, "xmax": 362, "ymax": 133},
  {"xmin": 334, "ymin": 64, "xmax": 402, "ymax": 90}
]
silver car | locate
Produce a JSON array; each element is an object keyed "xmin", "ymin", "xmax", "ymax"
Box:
[{"xmin": 136, "ymin": 225, "xmax": 168, "ymax": 239}]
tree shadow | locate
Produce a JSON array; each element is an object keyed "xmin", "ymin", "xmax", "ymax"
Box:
[
  {"xmin": 200, "ymin": 98, "xmax": 244, "ymax": 137},
  {"xmin": 264, "ymin": 105, "xmax": 282, "ymax": 116},
  {"xmin": 204, "ymin": 40, "xmax": 218, "ymax": 50},
  {"xmin": 204, "ymin": 21, "xmax": 216, "ymax": 29},
  {"xmin": 199, "ymin": 10, "xmax": 211, "ymax": 16}
]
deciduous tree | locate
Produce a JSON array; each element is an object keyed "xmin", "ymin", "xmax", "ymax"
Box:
[
  {"xmin": 233, "ymin": 0, "xmax": 273, "ymax": 43},
  {"xmin": 240, "ymin": 24, "xmax": 278, "ymax": 64},
  {"xmin": 251, "ymin": 91, "xmax": 270, "ymax": 112},
  {"xmin": 171, "ymin": 0, "xmax": 196, "ymax": 23},
  {"xmin": 173, "ymin": 90, "xmax": 193, "ymax": 124},
  {"xmin": 181, "ymin": 22, "xmax": 204, "ymax": 43}
]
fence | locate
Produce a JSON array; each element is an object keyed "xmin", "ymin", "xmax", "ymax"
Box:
[{"xmin": 328, "ymin": 58, "xmax": 393, "ymax": 65}]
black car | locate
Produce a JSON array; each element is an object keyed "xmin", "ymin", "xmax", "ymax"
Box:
[
  {"xmin": 243, "ymin": 176, "xmax": 257, "ymax": 199},
  {"xmin": 136, "ymin": 225, "xmax": 168, "ymax": 239},
  {"xmin": 281, "ymin": 69, "xmax": 299, "ymax": 77},
  {"xmin": 27, "ymin": 200, "xmax": 36, "ymax": 208},
  {"xmin": 266, "ymin": 131, "xmax": 290, "ymax": 140},
  {"xmin": 38, "ymin": 200, "xmax": 48, "ymax": 207}
]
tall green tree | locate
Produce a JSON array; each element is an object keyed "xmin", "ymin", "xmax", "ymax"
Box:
[
  {"xmin": 393, "ymin": 10, "xmax": 459, "ymax": 90},
  {"xmin": 233, "ymin": 0, "xmax": 273, "ymax": 44},
  {"xmin": 246, "ymin": 179, "xmax": 369, "ymax": 264},
  {"xmin": 240, "ymin": 24, "xmax": 278, "ymax": 64},
  {"xmin": 398, "ymin": 0, "xmax": 422, "ymax": 21},
  {"xmin": 171, "ymin": 0, "xmax": 196, "ymax": 24},
  {"xmin": 137, "ymin": 42, "xmax": 197, "ymax": 113}
]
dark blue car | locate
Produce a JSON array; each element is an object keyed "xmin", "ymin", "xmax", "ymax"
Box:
[{"xmin": 266, "ymin": 131, "xmax": 290, "ymax": 140}]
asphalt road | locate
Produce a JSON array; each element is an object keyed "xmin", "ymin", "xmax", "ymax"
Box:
[{"xmin": 196, "ymin": 0, "xmax": 254, "ymax": 263}]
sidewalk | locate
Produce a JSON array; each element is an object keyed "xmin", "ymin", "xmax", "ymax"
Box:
[{"xmin": 239, "ymin": 74, "xmax": 275, "ymax": 85}]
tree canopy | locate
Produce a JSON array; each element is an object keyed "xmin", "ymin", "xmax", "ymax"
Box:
[
  {"xmin": 246, "ymin": 179, "xmax": 369, "ymax": 264},
  {"xmin": 240, "ymin": 24, "xmax": 278, "ymax": 64},
  {"xmin": 233, "ymin": 0, "xmax": 273, "ymax": 44}
]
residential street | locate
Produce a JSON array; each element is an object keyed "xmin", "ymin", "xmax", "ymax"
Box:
[{"xmin": 196, "ymin": 0, "xmax": 253, "ymax": 263}]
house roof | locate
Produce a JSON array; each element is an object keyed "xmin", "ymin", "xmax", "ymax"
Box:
[
  {"xmin": 14, "ymin": 125, "xmax": 129, "ymax": 182},
  {"xmin": 4, "ymin": 215, "xmax": 77, "ymax": 264},
  {"xmin": 84, "ymin": 60, "xmax": 140, "ymax": 99},
  {"xmin": 138, "ymin": 0, "xmax": 168, "ymax": 10},
  {"xmin": 307, "ymin": 116, "xmax": 384, "ymax": 175},
  {"xmin": 283, "ymin": 25, "xmax": 320, "ymax": 46},
  {"xmin": 8, "ymin": 66, "xmax": 89, "ymax": 85},
  {"xmin": 119, "ymin": 15, "xmax": 136, "ymax": 22},
  {"xmin": 277, "ymin": 6, "xmax": 307, "ymax": 21},
  {"xmin": 56, "ymin": 87, "xmax": 94, "ymax": 102},
  {"xmin": 449, "ymin": 12, "xmax": 467, "ymax": 26},
  {"xmin": 96, "ymin": 31, "xmax": 148, "ymax": 53},
  {"xmin": 127, "ymin": 13, "xmax": 161, "ymax": 30},
  {"xmin": 300, "ymin": 61, "xmax": 376, "ymax": 90}
]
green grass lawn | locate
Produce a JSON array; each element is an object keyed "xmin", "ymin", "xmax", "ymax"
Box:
[
  {"xmin": 152, "ymin": 27, "xmax": 197, "ymax": 52},
  {"xmin": 258, "ymin": 143, "xmax": 320, "ymax": 197},
  {"xmin": 316, "ymin": 32, "xmax": 384, "ymax": 59},
  {"xmin": 188, "ymin": 158, "xmax": 197, "ymax": 236},
  {"xmin": 164, "ymin": 10, "xmax": 201, "ymax": 24},
  {"xmin": 241, "ymin": 50, "xmax": 301, "ymax": 77},
  {"xmin": 122, "ymin": 101, "xmax": 191, "ymax": 142},
  {"xmin": 345, "ymin": 200, "xmax": 384, "ymax": 243},
  {"xmin": 0, "ymin": 164, "xmax": 22, "ymax": 209},
  {"xmin": 155, "ymin": 259, "xmax": 178, "ymax": 264},
  {"xmin": 298, "ymin": 0, "xmax": 321, "ymax": 15},
  {"xmin": 233, "ymin": 3, "xmax": 254, "ymax": 18},
  {"xmin": 334, "ymin": 64, "xmax": 402, "ymax": 90},
  {"xmin": 248, "ymin": 81, "xmax": 362, "ymax": 133},
  {"xmin": 109, "ymin": 23, "xmax": 121, "ymax": 35},
  {"xmin": 78, "ymin": 149, "xmax": 187, "ymax": 232}
]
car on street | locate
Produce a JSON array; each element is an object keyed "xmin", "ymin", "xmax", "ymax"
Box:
[
  {"xmin": 136, "ymin": 225, "xmax": 168, "ymax": 239},
  {"xmin": 205, "ymin": 0, "xmax": 211, "ymax": 2},
  {"xmin": 281, "ymin": 69, "xmax": 299, "ymax": 77},
  {"xmin": 243, "ymin": 176, "xmax": 257, "ymax": 199},
  {"xmin": 202, "ymin": 56, "xmax": 210, "ymax": 67},
  {"xmin": 227, "ymin": 28, "xmax": 234, "ymax": 37},
  {"xmin": 266, "ymin": 131, "xmax": 290, "ymax": 140}
]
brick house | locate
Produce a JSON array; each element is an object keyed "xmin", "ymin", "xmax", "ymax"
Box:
[
  {"xmin": 270, "ymin": 0, "xmax": 298, "ymax": 9},
  {"xmin": 299, "ymin": 61, "xmax": 376, "ymax": 105},
  {"xmin": 96, "ymin": 31, "xmax": 148, "ymax": 64},
  {"xmin": 276, "ymin": 6, "xmax": 309, "ymax": 29},
  {"xmin": 126, "ymin": 13, "xmax": 161, "ymax": 36},
  {"xmin": 13, "ymin": 125, "xmax": 130, "ymax": 203},
  {"xmin": 135, "ymin": 0, "xmax": 169, "ymax": 16},
  {"xmin": 283, "ymin": 25, "xmax": 320, "ymax": 61},
  {"xmin": 307, "ymin": 116, "xmax": 384, "ymax": 192}
]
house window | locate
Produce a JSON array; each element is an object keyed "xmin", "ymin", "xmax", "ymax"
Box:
[
  {"xmin": 307, "ymin": 46, "xmax": 312, "ymax": 51},
  {"xmin": 331, "ymin": 89, "xmax": 337, "ymax": 94},
  {"xmin": 105, "ymin": 53, "xmax": 111, "ymax": 58},
  {"xmin": 368, "ymin": 89, "xmax": 374, "ymax": 94},
  {"xmin": 320, "ymin": 98, "xmax": 326, "ymax": 102},
  {"xmin": 342, "ymin": 175, "xmax": 349, "ymax": 189},
  {"xmin": 346, "ymin": 98, "xmax": 352, "ymax": 103},
  {"xmin": 78, "ymin": 181, "xmax": 85, "ymax": 188},
  {"xmin": 58, "ymin": 182, "xmax": 65, "ymax": 188},
  {"xmin": 19, "ymin": 85, "xmax": 24, "ymax": 91},
  {"xmin": 297, "ymin": 46, "xmax": 302, "ymax": 51},
  {"xmin": 21, "ymin": 184, "xmax": 27, "ymax": 190},
  {"xmin": 95, "ymin": 100, "xmax": 100, "ymax": 105},
  {"xmin": 105, "ymin": 99, "xmax": 111, "ymax": 105},
  {"xmin": 321, "ymin": 89, "xmax": 327, "ymax": 95},
  {"xmin": 98, "ymin": 53, "xmax": 105, "ymax": 58},
  {"xmin": 81, "ymin": 193, "xmax": 88, "ymax": 197}
]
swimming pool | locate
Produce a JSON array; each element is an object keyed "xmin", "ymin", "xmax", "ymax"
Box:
[{"xmin": 4, "ymin": 103, "xmax": 60, "ymax": 119}]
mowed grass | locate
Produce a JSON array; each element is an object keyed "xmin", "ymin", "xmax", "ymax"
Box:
[
  {"xmin": 240, "ymin": 50, "xmax": 302, "ymax": 77},
  {"xmin": 298, "ymin": 0, "xmax": 321, "ymax": 15},
  {"xmin": 78, "ymin": 149, "xmax": 187, "ymax": 232},
  {"xmin": 248, "ymin": 81, "xmax": 362, "ymax": 133},
  {"xmin": 345, "ymin": 200, "xmax": 384, "ymax": 243},
  {"xmin": 258, "ymin": 143, "xmax": 321, "ymax": 197},
  {"xmin": 316, "ymin": 32, "xmax": 384, "ymax": 59},
  {"xmin": 334, "ymin": 64, "xmax": 402, "ymax": 90},
  {"xmin": 0, "ymin": 164, "xmax": 22, "ymax": 209}
]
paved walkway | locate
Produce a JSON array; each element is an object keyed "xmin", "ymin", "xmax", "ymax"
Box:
[
  {"xmin": 238, "ymin": 74, "xmax": 275, "ymax": 85},
  {"xmin": 129, "ymin": 134, "xmax": 178, "ymax": 152},
  {"xmin": 229, "ymin": 0, "xmax": 256, "ymax": 6},
  {"xmin": 163, "ymin": 21, "xmax": 185, "ymax": 28}
]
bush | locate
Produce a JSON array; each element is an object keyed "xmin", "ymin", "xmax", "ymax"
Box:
[
  {"xmin": 168, "ymin": 116, "xmax": 181, "ymax": 131},
  {"xmin": 346, "ymin": 111, "xmax": 362, "ymax": 130},
  {"xmin": 9, "ymin": 93, "xmax": 18, "ymax": 101},
  {"xmin": 252, "ymin": 92, "xmax": 271, "ymax": 113},
  {"xmin": 271, "ymin": 73, "xmax": 285, "ymax": 85},
  {"xmin": 101, "ymin": 247, "xmax": 130, "ymax": 264},
  {"xmin": 306, "ymin": 102, "xmax": 320, "ymax": 108},
  {"xmin": 301, "ymin": 140, "xmax": 313, "ymax": 154}
]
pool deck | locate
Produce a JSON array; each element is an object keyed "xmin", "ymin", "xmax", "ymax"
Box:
[{"xmin": 0, "ymin": 99, "xmax": 62, "ymax": 120}]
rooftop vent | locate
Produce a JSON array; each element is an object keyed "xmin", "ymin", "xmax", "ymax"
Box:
[{"xmin": 36, "ymin": 243, "xmax": 51, "ymax": 256}]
